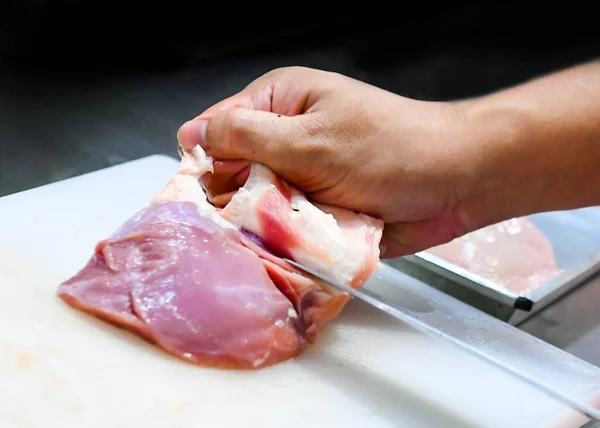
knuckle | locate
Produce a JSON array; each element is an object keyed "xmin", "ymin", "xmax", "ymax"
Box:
[
  {"xmin": 258, "ymin": 66, "xmax": 317, "ymax": 88},
  {"xmin": 257, "ymin": 66, "xmax": 300, "ymax": 85},
  {"xmin": 271, "ymin": 65, "xmax": 309, "ymax": 76}
]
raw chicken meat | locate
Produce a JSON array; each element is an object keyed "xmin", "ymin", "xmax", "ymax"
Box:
[
  {"xmin": 426, "ymin": 217, "xmax": 562, "ymax": 295},
  {"xmin": 58, "ymin": 202, "xmax": 305, "ymax": 368},
  {"xmin": 57, "ymin": 146, "xmax": 383, "ymax": 369},
  {"xmin": 219, "ymin": 163, "xmax": 382, "ymax": 288}
]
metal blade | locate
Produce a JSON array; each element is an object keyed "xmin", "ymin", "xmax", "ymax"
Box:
[{"xmin": 284, "ymin": 258, "xmax": 600, "ymax": 421}]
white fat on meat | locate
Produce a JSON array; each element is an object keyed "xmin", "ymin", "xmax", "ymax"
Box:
[
  {"xmin": 220, "ymin": 163, "xmax": 383, "ymax": 287},
  {"xmin": 154, "ymin": 146, "xmax": 383, "ymax": 288},
  {"xmin": 151, "ymin": 146, "xmax": 236, "ymax": 230}
]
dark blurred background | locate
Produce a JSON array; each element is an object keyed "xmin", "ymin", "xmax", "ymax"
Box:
[{"xmin": 0, "ymin": 1, "xmax": 598, "ymax": 196}]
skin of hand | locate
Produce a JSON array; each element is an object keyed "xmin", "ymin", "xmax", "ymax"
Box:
[
  {"xmin": 177, "ymin": 66, "xmax": 474, "ymax": 257},
  {"xmin": 177, "ymin": 61, "xmax": 600, "ymax": 258}
]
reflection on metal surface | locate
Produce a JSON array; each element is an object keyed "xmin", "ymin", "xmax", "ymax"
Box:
[
  {"xmin": 403, "ymin": 207, "xmax": 600, "ymax": 325},
  {"xmin": 287, "ymin": 258, "xmax": 600, "ymax": 421}
]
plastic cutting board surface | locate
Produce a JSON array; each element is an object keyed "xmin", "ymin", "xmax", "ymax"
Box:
[{"xmin": 0, "ymin": 155, "xmax": 595, "ymax": 428}]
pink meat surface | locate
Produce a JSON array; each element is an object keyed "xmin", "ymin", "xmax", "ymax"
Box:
[
  {"xmin": 57, "ymin": 146, "xmax": 383, "ymax": 369},
  {"xmin": 426, "ymin": 217, "xmax": 562, "ymax": 295}
]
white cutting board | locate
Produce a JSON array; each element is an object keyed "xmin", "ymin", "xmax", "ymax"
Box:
[{"xmin": 0, "ymin": 155, "xmax": 592, "ymax": 428}]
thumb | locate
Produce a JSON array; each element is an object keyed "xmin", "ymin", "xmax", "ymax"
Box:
[{"xmin": 177, "ymin": 107, "xmax": 303, "ymax": 169}]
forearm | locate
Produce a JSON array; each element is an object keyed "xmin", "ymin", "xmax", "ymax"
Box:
[{"xmin": 455, "ymin": 60, "xmax": 600, "ymax": 230}]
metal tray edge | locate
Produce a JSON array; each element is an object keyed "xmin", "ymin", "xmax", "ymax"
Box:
[
  {"xmin": 404, "ymin": 253, "xmax": 519, "ymax": 307},
  {"xmin": 509, "ymin": 253, "xmax": 600, "ymax": 324},
  {"xmin": 527, "ymin": 253, "xmax": 600, "ymax": 302},
  {"xmin": 404, "ymin": 250, "xmax": 600, "ymax": 312}
]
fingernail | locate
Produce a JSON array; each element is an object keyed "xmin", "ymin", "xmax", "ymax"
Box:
[
  {"xmin": 379, "ymin": 241, "xmax": 387, "ymax": 257},
  {"xmin": 178, "ymin": 119, "xmax": 208, "ymax": 149},
  {"xmin": 192, "ymin": 120, "xmax": 208, "ymax": 147}
]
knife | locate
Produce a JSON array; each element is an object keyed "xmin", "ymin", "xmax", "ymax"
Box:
[{"xmin": 284, "ymin": 258, "xmax": 600, "ymax": 422}]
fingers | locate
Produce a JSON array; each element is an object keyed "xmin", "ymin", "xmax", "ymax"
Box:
[
  {"xmin": 194, "ymin": 80, "xmax": 274, "ymax": 120},
  {"xmin": 178, "ymin": 107, "xmax": 305, "ymax": 170},
  {"xmin": 381, "ymin": 218, "xmax": 460, "ymax": 258},
  {"xmin": 201, "ymin": 160, "xmax": 251, "ymax": 204},
  {"xmin": 185, "ymin": 66, "xmax": 332, "ymax": 124},
  {"xmin": 178, "ymin": 118, "xmax": 208, "ymax": 151},
  {"xmin": 192, "ymin": 66, "xmax": 307, "ymax": 121},
  {"xmin": 379, "ymin": 228, "xmax": 416, "ymax": 259},
  {"xmin": 177, "ymin": 66, "xmax": 333, "ymax": 152}
]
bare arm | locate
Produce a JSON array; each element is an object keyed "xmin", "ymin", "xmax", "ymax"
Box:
[{"xmin": 454, "ymin": 59, "xmax": 600, "ymax": 231}]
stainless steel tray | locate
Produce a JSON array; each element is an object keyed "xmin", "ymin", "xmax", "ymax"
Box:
[{"xmin": 400, "ymin": 207, "xmax": 600, "ymax": 325}]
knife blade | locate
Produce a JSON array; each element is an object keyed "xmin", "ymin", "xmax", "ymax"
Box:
[{"xmin": 284, "ymin": 258, "xmax": 600, "ymax": 421}]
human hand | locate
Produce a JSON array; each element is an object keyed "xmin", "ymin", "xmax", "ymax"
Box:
[{"xmin": 177, "ymin": 66, "xmax": 477, "ymax": 258}]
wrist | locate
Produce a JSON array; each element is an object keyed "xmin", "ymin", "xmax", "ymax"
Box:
[{"xmin": 450, "ymin": 96, "xmax": 543, "ymax": 232}]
